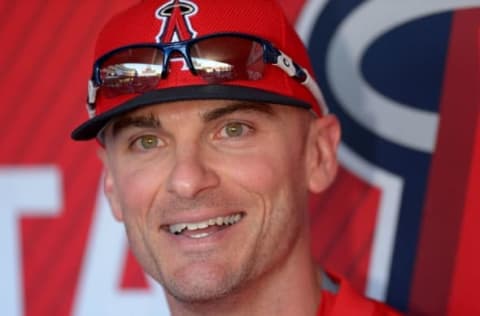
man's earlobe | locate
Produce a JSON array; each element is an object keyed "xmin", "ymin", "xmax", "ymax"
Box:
[
  {"xmin": 98, "ymin": 149, "xmax": 124, "ymax": 222},
  {"xmin": 306, "ymin": 115, "xmax": 341, "ymax": 193}
]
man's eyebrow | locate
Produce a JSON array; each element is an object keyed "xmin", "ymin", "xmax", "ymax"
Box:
[
  {"xmin": 110, "ymin": 113, "xmax": 160, "ymax": 137},
  {"xmin": 202, "ymin": 101, "xmax": 275, "ymax": 122}
]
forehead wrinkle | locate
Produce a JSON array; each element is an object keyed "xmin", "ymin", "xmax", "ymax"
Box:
[{"xmin": 202, "ymin": 101, "xmax": 275, "ymax": 122}]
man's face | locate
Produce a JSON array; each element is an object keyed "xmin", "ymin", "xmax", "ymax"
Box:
[{"xmin": 100, "ymin": 99, "xmax": 338, "ymax": 303}]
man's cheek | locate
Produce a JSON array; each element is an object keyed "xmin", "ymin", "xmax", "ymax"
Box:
[
  {"xmin": 226, "ymin": 157, "xmax": 279, "ymax": 191},
  {"xmin": 117, "ymin": 173, "xmax": 158, "ymax": 212}
]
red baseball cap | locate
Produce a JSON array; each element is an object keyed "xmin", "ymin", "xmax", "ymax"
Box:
[{"xmin": 71, "ymin": 0, "xmax": 327, "ymax": 140}]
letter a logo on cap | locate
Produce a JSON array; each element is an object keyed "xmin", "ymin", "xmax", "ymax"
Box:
[{"xmin": 156, "ymin": 0, "xmax": 198, "ymax": 43}]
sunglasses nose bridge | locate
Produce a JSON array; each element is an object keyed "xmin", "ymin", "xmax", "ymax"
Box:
[{"xmin": 162, "ymin": 44, "xmax": 195, "ymax": 78}]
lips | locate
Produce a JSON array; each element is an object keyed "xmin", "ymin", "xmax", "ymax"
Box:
[{"xmin": 164, "ymin": 212, "xmax": 245, "ymax": 239}]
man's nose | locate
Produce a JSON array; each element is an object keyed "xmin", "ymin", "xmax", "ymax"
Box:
[{"xmin": 165, "ymin": 143, "xmax": 220, "ymax": 198}]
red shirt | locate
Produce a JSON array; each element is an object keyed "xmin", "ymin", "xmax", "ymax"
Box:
[{"xmin": 317, "ymin": 274, "xmax": 403, "ymax": 315}]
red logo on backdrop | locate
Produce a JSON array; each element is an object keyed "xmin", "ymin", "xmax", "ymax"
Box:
[{"xmin": 155, "ymin": 0, "xmax": 198, "ymax": 43}]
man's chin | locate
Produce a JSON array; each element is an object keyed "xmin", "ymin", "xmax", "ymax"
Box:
[{"xmin": 162, "ymin": 266, "xmax": 247, "ymax": 304}]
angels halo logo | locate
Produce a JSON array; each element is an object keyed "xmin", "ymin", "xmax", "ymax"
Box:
[{"xmin": 155, "ymin": 0, "xmax": 198, "ymax": 44}]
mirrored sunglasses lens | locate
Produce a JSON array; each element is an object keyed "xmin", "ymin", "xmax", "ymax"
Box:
[
  {"xmin": 190, "ymin": 36, "xmax": 266, "ymax": 83},
  {"xmin": 99, "ymin": 48, "xmax": 164, "ymax": 97}
]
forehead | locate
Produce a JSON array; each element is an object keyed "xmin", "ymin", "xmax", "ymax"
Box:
[
  {"xmin": 99, "ymin": 99, "xmax": 313, "ymax": 148},
  {"xmin": 107, "ymin": 100, "xmax": 281, "ymax": 131},
  {"xmin": 100, "ymin": 99, "xmax": 275, "ymax": 139},
  {"xmin": 103, "ymin": 98, "xmax": 313, "ymax": 135},
  {"xmin": 119, "ymin": 99, "xmax": 274, "ymax": 117}
]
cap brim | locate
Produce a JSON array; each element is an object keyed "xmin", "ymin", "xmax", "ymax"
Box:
[{"xmin": 71, "ymin": 84, "xmax": 311, "ymax": 140}]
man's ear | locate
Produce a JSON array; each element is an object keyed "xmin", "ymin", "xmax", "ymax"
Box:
[
  {"xmin": 305, "ymin": 114, "xmax": 341, "ymax": 193},
  {"xmin": 98, "ymin": 148, "xmax": 123, "ymax": 222}
]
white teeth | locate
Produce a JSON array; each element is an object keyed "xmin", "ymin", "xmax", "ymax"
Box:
[
  {"xmin": 169, "ymin": 223, "xmax": 187, "ymax": 234},
  {"xmin": 197, "ymin": 222, "xmax": 209, "ymax": 229},
  {"xmin": 168, "ymin": 213, "xmax": 243, "ymax": 235},
  {"xmin": 186, "ymin": 223, "xmax": 198, "ymax": 231},
  {"xmin": 190, "ymin": 232, "xmax": 210, "ymax": 239}
]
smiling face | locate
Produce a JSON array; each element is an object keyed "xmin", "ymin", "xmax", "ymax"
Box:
[{"xmin": 99, "ymin": 99, "xmax": 340, "ymax": 306}]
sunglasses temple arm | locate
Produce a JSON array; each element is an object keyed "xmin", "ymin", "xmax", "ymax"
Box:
[
  {"xmin": 302, "ymin": 72, "xmax": 329, "ymax": 115},
  {"xmin": 87, "ymin": 80, "xmax": 98, "ymax": 118},
  {"xmin": 274, "ymin": 52, "xmax": 329, "ymax": 115}
]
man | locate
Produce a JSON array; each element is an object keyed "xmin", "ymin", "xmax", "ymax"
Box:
[{"xmin": 72, "ymin": 0, "xmax": 402, "ymax": 315}]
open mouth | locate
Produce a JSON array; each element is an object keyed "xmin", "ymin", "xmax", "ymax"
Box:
[{"xmin": 163, "ymin": 212, "xmax": 245, "ymax": 239}]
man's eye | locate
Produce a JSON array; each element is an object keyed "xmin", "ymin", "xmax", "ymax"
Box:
[
  {"xmin": 220, "ymin": 122, "xmax": 251, "ymax": 138},
  {"xmin": 132, "ymin": 135, "xmax": 161, "ymax": 150}
]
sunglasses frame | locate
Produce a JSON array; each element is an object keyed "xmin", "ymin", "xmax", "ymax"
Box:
[{"xmin": 87, "ymin": 32, "xmax": 328, "ymax": 116}]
